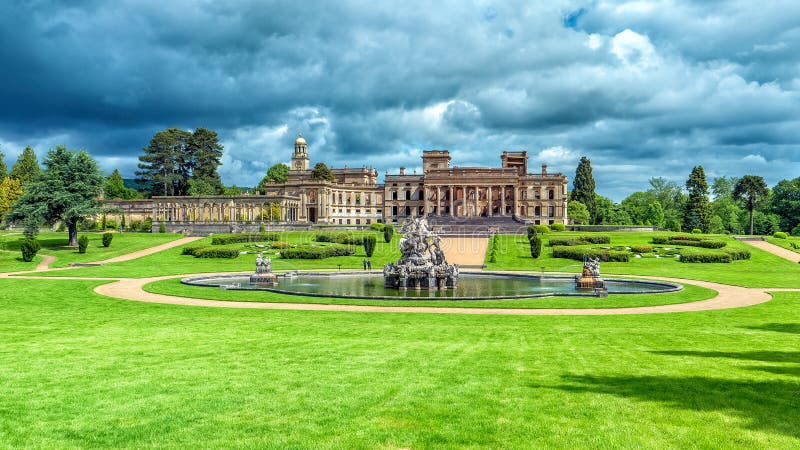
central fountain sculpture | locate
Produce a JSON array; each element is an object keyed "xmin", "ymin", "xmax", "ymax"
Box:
[
  {"xmin": 383, "ymin": 217, "xmax": 459, "ymax": 290},
  {"xmin": 575, "ymin": 255, "xmax": 606, "ymax": 292},
  {"xmin": 250, "ymin": 252, "xmax": 278, "ymax": 286}
]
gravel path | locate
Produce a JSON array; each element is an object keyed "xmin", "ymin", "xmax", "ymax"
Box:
[
  {"xmin": 439, "ymin": 237, "xmax": 488, "ymax": 266},
  {"xmin": 90, "ymin": 273, "xmax": 776, "ymax": 316},
  {"xmin": 741, "ymin": 239, "xmax": 800, "ymax": 263}
]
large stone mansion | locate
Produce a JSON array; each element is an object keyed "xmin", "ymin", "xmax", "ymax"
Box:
[{"xmin": 112, "ymin": 134, "xmax": 569, "ymax": 232}]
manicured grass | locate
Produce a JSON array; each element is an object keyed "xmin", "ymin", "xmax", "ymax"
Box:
[
  {"xmin": 0, "ymin": 278, "xmax": 798, "ymax": 447},
  {"xmin": 767, "ymin": 236, "xmax": 800, "ymax": 254},
  {"xmin": 35, "ymin": 231, "xmax": 402, "ymax": 278},
  {"xmin": 0, "ymin": 231, "xmax": 183, "ymax": 270},
  {"xmin": 0, "ymin": 250, "xmax": 43, "ymax": 272},
  {"xmin": 486, "ymin": 232, "xmax": 800, "ymax": 288},
  {"xmin": 143, "ymin": 277, "xmax": 713, "ymax": 309}
]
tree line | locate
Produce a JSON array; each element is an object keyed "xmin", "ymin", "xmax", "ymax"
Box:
[{"xmin": 568, "ymin": 157, "xmax": 800, "ymax": 236}]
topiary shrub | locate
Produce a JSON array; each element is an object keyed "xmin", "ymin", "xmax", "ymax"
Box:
[
  {"xmin": 159, "ymin": 222, "xmax": 166, "ymax": 233},
  {"xmin": 529, "ymin": 234, "xmax": 542, "ymax": 258},
  {"xmin": 370, "ymin": 222, "xmax": 385, "ymax": 232},
  {"xmin": 535, "ymin": 225, "xmax": 550, "ymax": 234},
  {"xmin": 548, "ymin": 238, "xmax": 582, "ymax": 247},
  {"xmin": 270, "ymin": 242, "xmax": 291, "ymax": 249},
  {"xmin": 580, "ymin": 235, "xmax": 611, "ymax": 244},
  {"xmin": 383, "ymin": 225, "xmax": 394, "ymax": 243},
  {"xmin": 259, "ymin": 223, "xmax": 266, "ymax": 233},
  {"xmin": 551, "ymin": 246, "xmax": 630, "ymax": 262},
  {"xmin": 193, "ymin": 247, "xmax": 240, "ymax": 258},
  {"xmin": 691, "ymin": 228, "xmax": 702, "ymax": 234},
  {"xmin": 102, "ymin": 233, "xmax": 113, "ymax": 247},
  {"xmin": 20, "ymin": 238, "xmax": 41, "ymax": 262},
  {"xmin": 281, "ymin": 245, "xmax": 355, "ymax": 259},
  {"xmin": 363, "ymin": 235, "xmax": 377, "ymax": 257},
  {"xmin": 723, "ymin": 247, "xmax": 751, "ymax": 261},
  {"xmin": 773, "ymin": 231, "xmax": 788, "ymax": 239},
  {"xmin": 78, "ymin": 235, "xmax": 89, "ymax": 253},
  {"xmin": 631, "ymin": 245, "xmax": 652, "ymax": 253},
  {"xmin": 679, "ymin": 249, "xmax": 732, "ymax": 263},
  {"xmin": 211, "ymin": 233, "xmax": 279, "ymax": 245},
  {"xmin": 550, "ymin": 223, "xmax": 566, "ymax": 231},
  {"xmin": 181, "ymin": 245, "xmax": 207, "ymax": 256},
  {"xmin": 144, "ymin": 217, "xmax": 153, "ymax": 232}
]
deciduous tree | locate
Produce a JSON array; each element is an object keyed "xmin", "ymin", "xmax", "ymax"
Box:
[
  {"xmin": 732, "ymin": 175, "xmax": 769, "ymax": 235},
  {"xmin": 310, "ymin": 162, "xmax": 335, "ymax": 182}
]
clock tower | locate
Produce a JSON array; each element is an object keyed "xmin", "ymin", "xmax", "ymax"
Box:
[{"xmin": 291, "ymin": 133, "xmax": 310, "ymax": 171}]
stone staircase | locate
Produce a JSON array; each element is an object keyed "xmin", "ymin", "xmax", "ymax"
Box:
[{"xmin": 425, "ymin": 215, "xmax": 529, "ymax": 236}]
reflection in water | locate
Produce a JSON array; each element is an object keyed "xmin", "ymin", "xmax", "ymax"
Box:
[{"xmin": 187, "ymin": 274, "xmax": 677, "ymax": 300}]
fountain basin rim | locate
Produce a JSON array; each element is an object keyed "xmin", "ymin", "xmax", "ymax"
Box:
[{"xmin": 180, "ymin": 271, "xmax": 683, "ymax": 301}]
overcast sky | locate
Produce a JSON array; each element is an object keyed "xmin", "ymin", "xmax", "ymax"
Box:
[{"xmin": 0, "ymin": 1, "xmax": 798, "ymax": 200}]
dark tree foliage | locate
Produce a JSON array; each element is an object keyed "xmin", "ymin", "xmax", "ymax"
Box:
[
  {"xmin": 10, "ymin": 146, "xmax": 41, "ymax": 186},
  {"xmin": 529, "ymin": 234, "xmax": 542, "ymax": 258},
  {"xmin": 7, "ymin": 146, "xmax": 104, "ymax": 246},
  {"xmin": 363, "ymin": 235, "xmax": 377, "ymax": 257},
  {"xmin": 732, "ymin": 175, "xmax": 769, "ymax": 235},
  {"xmin": 309, "ymin": 162, "xmax": 335, "ymax": 182},
  {"xmin": 105, "ymin": 169, "xmax": 139, "ymax": 199},
  {"xmin": 78, "ymin": 235, "xmax": 89, "ymax": 253},
  {"xmin": 20, "ymin": 238, "xmax": 40, "ymax": 262},
  {"xmin": 570, "ymin": 156, "xmax": 597, "ymax": 224},
  {"xmin": 137, "ymin": 128, "xmax": 191, "ymax": 197},
  {"xmin": 187, "ymin": 128, "xmax": 224, "ymax": 193},
  {"xmin": 683, "ymin": 165, "xmax": 712, "ymax": 233},
  {"xmin": 770, "ymin": 177, "xmax": 800, "ymax": 233},
  {"xmin": 0, "ymin": 149, "xmax": 6, "ymax": 180},
  {"xmin": 383, "ymin": 224, "xmax": 394, "ymax": 243}
]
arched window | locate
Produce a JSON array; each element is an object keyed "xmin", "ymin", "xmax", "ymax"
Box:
[{"xmin": 548, "ymin": 189, "xmax": 554, "ymax": 200}]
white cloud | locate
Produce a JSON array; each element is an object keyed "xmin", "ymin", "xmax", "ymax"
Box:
[
  {"xmin": 611, "ymin": 29, "xmax": 659, "ymax": 68},
  {"xmin": 741, "ymin": 154, "xmax": 767, "ymax": 164}
]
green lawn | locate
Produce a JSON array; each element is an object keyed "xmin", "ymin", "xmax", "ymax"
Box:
[
  {"xmin": 34, "ymin": 231, "xmax": 402, "ymax": 278},
  {"xmin": 0, "ymin": 231, "xmax": 183, "ymax": 271},
  {"xmin": 767, "ymin": 236, "xmax": 800, "ymax": 254},
  {"xmin": 143, "ymin": 277, "xmax": 714, "ymax": 309},
  {"xmin": 486, "ymin": 232, "xmax": 800, "ymax": 288},
  {"xmin": 0, "ymin": 278, "xmax": 798, "ymax": 447}
]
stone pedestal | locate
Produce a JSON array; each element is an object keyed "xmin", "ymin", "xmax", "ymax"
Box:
[{"xmin": 250, "ymin": 273, "xmax": 278, "ymax": 286}]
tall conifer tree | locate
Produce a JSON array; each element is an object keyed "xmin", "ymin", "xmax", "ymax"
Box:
[
  {"xmin": 10, "ymin": 146, "xmax": 40, "ymax": 186},
  {"xmin": 570, "ymin": 156, "xmax": 597, "ymax": 224},
  {"xmin": 683, "ymin": 165, "xmax": 712, "ymax": 232}
]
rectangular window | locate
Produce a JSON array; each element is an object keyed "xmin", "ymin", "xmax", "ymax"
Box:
[
  {"xmin": 549, "ymin": 206, "xmax": 555, "ymax": 217},
  {"xmin": 356, "ymin": 219, "xmax": 361, "ymax": 225},
  {"xmin": 347, "ymin": 219, "xmax": 351, "ymax": 224}
]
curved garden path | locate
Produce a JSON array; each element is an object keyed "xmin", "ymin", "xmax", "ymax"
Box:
[
  {"xmin": 5, "ymin": 234, "xmax": 800, "ymax": 315},
  {"xmin": 740, "ymin": 239, "xmax": 800, "ymax": 263}
]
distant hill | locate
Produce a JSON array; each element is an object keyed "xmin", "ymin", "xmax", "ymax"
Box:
[{"xmin": 123, "ymin": 178, "xmax": 149, "ymax": 191}]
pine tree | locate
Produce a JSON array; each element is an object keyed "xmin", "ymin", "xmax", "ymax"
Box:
[
  {"xmin": 570, "ymin": 156, "xmax": 597, "ymax": 224},
  {"xmin": 10, "ymin": 146, "xmax": 40, "ymax": 186},
  {"xmin": 733, "ymin": 175, "xmax": 769, "ymax": 235},
  {"xmin": 137, "ymin": 128, "xmax": 192, "ymax": 196},
  {"xmin": 105, "ymin": 169, "xmax": 135, "ymax": 199},
  {"xmin": 8, "ymin": 146, "xmax": 104, "ymax": 246},
  {"xmin": 683, "ymin": 165, "xmax": 712, "ymax": 233},
  {"xmin": 188, "ymin": 128, "xmax": 224, "ymax": 194}
]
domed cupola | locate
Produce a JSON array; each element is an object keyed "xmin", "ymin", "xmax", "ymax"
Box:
[{"xmin": 291, "ymin": 133, "xmax": 310, "ymax": 170}]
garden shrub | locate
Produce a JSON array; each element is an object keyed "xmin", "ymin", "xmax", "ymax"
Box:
[
  {"xmin": 580, "ymin": 235, "xmax": 611, "ymax": 244},
  {"xmin": 78, "ymin": 235, "xmax": 89, "ymax": 253},
  {"xmin": 651, "ymin": 236, "xmax": 726, "ymax": 248},
  {"xmin": 193, "ymin": 247, "xmax": 240, "ymax": 259},
  {"xmin": 383, "ymin": 225, "xmax": 394, "ymax": 243},
  {"xmin": 535, "ymin": 225, "xmax": 550, "ymax": 234},
  {"xmin": 551, "ymin": 246, "xmax": 630, "ymax": 262},
  {"xmin": 548, "ymin": 238, "xmax": 582, "ymax": 247},
  {"xmin": 211, "ymin": 233, "xmax": 279, "ymax": 245},
  {"xmin": 20, "ymin": 238, "xmax": 41, "ymax": 262},
  {"xmin": 548, "ymin": 235, "xmax": 611, "ymax": 246},
  {"xmin": 631, "ymin": 245, "xmax": 652, "ymax": 253},
  {"xmin": 679, "ymin": 249, "xmax": 732, "ymax": 263},
  {"xmin": 144, "ymin": 217, "xmax": 153, "ymax": 232},
  {"xmin": 369, "ymin": 222, "xmax": 385, "ymax": 232},
  {"xmin": 159, "ymin": 222, "xmax": 166, "ymax": 233},
  {"xmin": 529, "ymin": 234, "xmax": 542, "ymax": 258},
  {"xmin": 792, "ymin": 225, "xmax": 800, "ymax": 237},
  {"xmin": 315, "ymin": 232, "xmax": 364, "ymax": 245},
  {"xmin": 550, "ymin": 223, "xmax": 566, "ymax": 231},
  {"xmin": 773, "ymin": 231, "xmax": 788, "ymax": 239},
  {"xmin": 270, "ymin": 242, "xmax": 291, "ymax": 249},
  {"xmin": 363, "ymin": 235, "xmax": 377, "ymax": 257},
  {"xmin": 259, "ymin": 223, "xmax": 266, "ymax": 233},
  {"xmin": 691, "ymin": 228, "xmax": 702, "ymax": 234},
  {"xmin": 102, "ymin": 233, "xmax": 113, "ymax": 247},
  {"xmin": 527, "ymin": 225, "xmax": 537, "ymax": 241},
  {"xmin": 722, "ymin": 247, "xmax": 751, "ymax": 261},
  {"xmin": 181, "ymin": 245, "xmax": 207, "ymax": 256},
  {"xmin": 281, "ymin": 245, "xmax": 355, "ymax": 259}
]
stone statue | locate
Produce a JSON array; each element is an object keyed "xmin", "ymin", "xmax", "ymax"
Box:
[
  {"xmin": 576, "ymin": 254, "xmax": 605, "ymax": 290},
  {"xmin": 383, "ymin": 217, "xmax": 459, "ymax": 291},
  {"xmin": 251, "ymin": 252, "xmax": 277, "ymax": 285}
]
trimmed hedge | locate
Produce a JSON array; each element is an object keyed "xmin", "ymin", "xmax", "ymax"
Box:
[
  {"xmin": 548, "ymin": 235, "xmax": 611, "ymax": 247},
  {"xmin": 551, "ymin": 246, "xmax": 630, "ymax": 262},
  {"xmin": 193, "ymin": 247, "xmax": 241, "ymax": 259},
  {"xmin": 723, "ymin": 247, "xmax": 751, "ymax": 261},
  {"xmin": 211, "ymin": 233, "xmax": 279, "ymax": 245},
  {"xmin": 315, "ymin": 232, "xmax": 364, "ymax": 245},
  {"xmin": 281, "ymin": 245, "xmax": 355, "ymax": 259},
  {"xmin": 369, "ymin": 222, "xmax": 385, "ymax": 232},
  {"xmin": 550, "ymin": 223, "xmax": 566, "ymax": 231},
  {"xmin": 182, "ymin": 245, "xmax": 207, "ymax": 256},
  {"xmin": 270, "ymin": 242, "xmax": 291, "ymax": 249},
  {"xmin": 773, "ymin": 231, "xmax": 788, "ymax": 239},
  {"xmin": 679, "ymin": 249, "xmax": 731, "ymax": 263},
  {"xmin": 535, "ymin": 225, "xmax": 550, "ymax": 234},
  {"xmin": 631, "ymin": 245, "xmax": 652, "ymax": 253},
  {"xmin": 651, "ymin": 236, "xmax": 726, "ymax": 249}
]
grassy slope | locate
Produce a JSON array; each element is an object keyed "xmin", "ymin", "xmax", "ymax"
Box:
[
  {"xmin": 35, "ymin": 231, "xmax": 402, "ymax": 278},
  {"xmin": 767, "ymin": 236, "xmax": 800, "ymax": 254},
  {"xmin": 143, "ymin": 278, "xmax": 714, "ymax": 309},
  {"xmin": 0, "ymin": 231, "xmax": 183, "ymax": 271},
  {"xmin": 0, "ymin": 279, "xmax": 798, "ymax": 448},
  {"xmin": 485, "ymin": 232, "xmax": 800, "ymax": 288}
]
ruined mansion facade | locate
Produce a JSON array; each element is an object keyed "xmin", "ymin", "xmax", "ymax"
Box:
[{"xmin": 111, "ymin": 134, "xmax": 569, "ymax": 232}]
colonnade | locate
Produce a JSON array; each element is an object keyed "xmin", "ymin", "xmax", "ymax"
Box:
[{"xmin": 153, "ymin": 200, "xmax": 300, "ymax": 223}]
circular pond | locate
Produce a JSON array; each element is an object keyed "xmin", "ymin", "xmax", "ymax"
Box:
[{"xmin": 182, "ymin": 272, "xmax": 681, "ymax": 300}]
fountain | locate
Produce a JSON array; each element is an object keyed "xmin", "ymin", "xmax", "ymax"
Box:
[
  {"xmin": 575, "ymin": 255, "xmax": 607, "ymax": 294},
  {"xmin": 249, "ymin": 252, "xmax": 278, "ymax": 286},
  {"xmin": 383, "ymin": 217, "xmax": 459, "ymax": 290}
]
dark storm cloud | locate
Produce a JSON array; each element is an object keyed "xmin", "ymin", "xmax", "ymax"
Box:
[{"xmin": 0, "ymin": 0, "xmax": 798, "ymax": 200}]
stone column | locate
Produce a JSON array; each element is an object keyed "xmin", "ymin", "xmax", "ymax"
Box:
[
  {"xmin": 436, "ymin": 186, "xmax": 442, "ymax": 216},
  {"xmin": 449, "ymin": 186, "xmax": 455, "ymax": 216},
  {"xmin": 423, "ymin": 187, "xmax": 429, "ymax": 216},
  {"xmin": 488, "ymin": 186, "xmax": 493, "ymax": 216}
]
